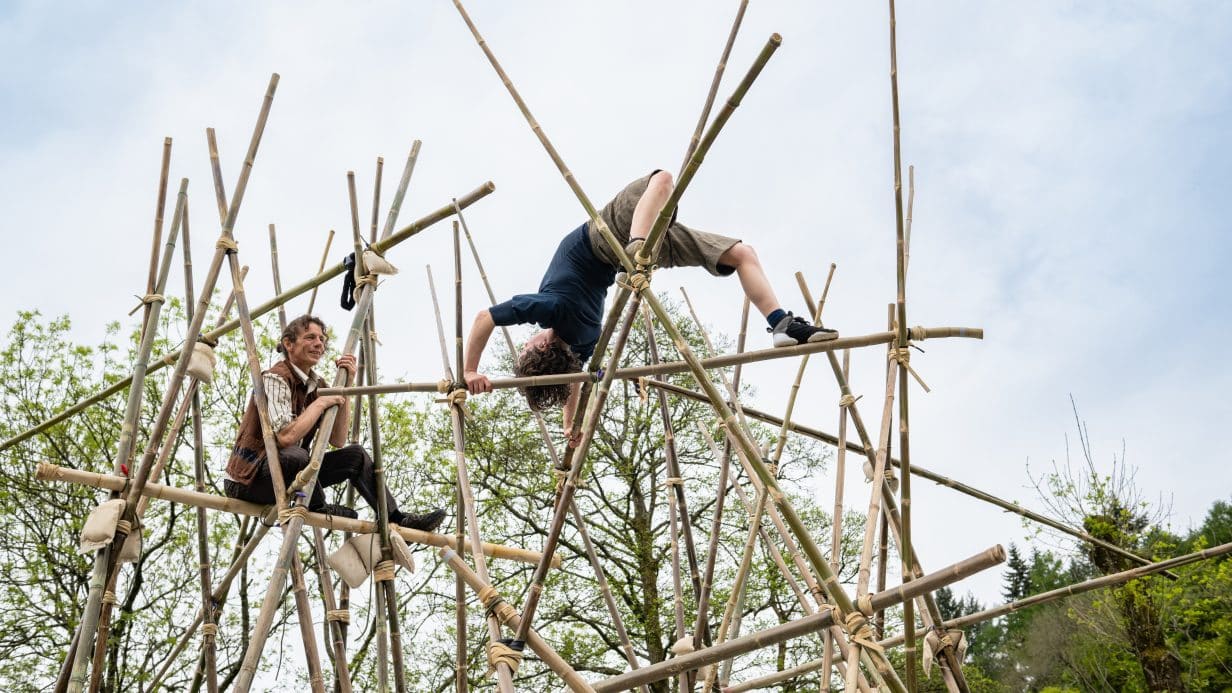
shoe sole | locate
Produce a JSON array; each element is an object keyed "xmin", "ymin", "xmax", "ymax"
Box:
[{"xmin": 772, "ymin": 331, "xmax": 839, "ymax": 348}]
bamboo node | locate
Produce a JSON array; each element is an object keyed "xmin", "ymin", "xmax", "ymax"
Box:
[
  {"xmin": 374, "ymin": 559, "xmax": 396, "ymax": 582},
  {"xmin": 485, "ymin": 640, "xmax": 524, "ymax": 676},
  {"xmin": 102, "ymin": 591, "xmax": 117, "ymax": 605},
  {"xmin": 838, "ymin": 393, "xmax": 860, "ymax": 408},
  {"xmin": 200, "ymin": 623, "xmax": 219, "ymax": 637},
  {"xmin": 215, "ymin": 237, "xmax": 239, "ymax": 253},
  {"xmin": 326, "ymin": 609, "xmax": 351, "ymax": 624}
]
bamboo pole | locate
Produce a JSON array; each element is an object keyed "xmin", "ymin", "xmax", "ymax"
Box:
[
  {"xmin": 66, "ymin": 177, "xmax": 187, "ymax": 692},
  {"xmin": 691, "ymin": 298, "xmax": 750, "ymax": 655},
  {"xmin": 269, "ymin": 224, "xmax": 287, "ymax": 330},
  {"xmin": 439, "ymin": 549, "xmax": 597, "ymax": 692},
  {"xmin": 679, "ymin": 0, "xmax": 749, "ymax": 170},
  {"xmin": 308, "ymin": 230, "xmax": 336, "ymax": 315},
  {"xmin": 289, "ymin": 553, "xmax": 328, "ymax": 692},
  {"xmin": 879, "ymin": 540, "xmax": 1232, "ymax": 649},
  {"xmin": 703, "ymin": 488, "xmax": 768, "ymax": 691},
  {"xmin": 426, "ymin": 266, "xmax": 516, "ymax": 693},
  {"xmin": 592, "ymin": 545, "xmax": 1006, "ymax": 693},
  {"xmin": 309, "ymin": 524, "xmax": 354, "ymax": 693},
  {"xmin": 0, "ymin": 177, "xmax": 491, "ymax": 454},
  {"xmin": 323, "ymin": 327, "xmax": 983, "ymax": 398},
  {"xmin": 823, "ymin": 347, "xmax": 852, "ymax": 687},
  {"xmin": 139, "ymin": 137, "xmax": 173, "ymax": 333},
  {"xmin": 455, "ymin": 206, "xmax": 648, "ymax": 689},
  {"xmin": 449, "ymin": 221, "xmax": 470, "ymax": 693}
]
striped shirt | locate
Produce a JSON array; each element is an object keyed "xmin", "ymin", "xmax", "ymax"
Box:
[{"xmin": 264, "ymin": 361, "xmax": 318, "ymax": 433}]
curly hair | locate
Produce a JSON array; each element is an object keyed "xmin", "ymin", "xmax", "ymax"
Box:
[
  {"xmin": 277, "ymin": 315, "xmax": 328, "ymax": 355},
  {"xmin": 514, "ymin": 340, "xmax": 582, "ymax": 411}
]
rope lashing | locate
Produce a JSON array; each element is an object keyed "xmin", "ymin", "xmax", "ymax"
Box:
[
  {"xmin": 843, "ymin": 606, "xmax": 885, "ymax": 656},
  {"xmin": 838, "ymin": 393, "xmax": 861, "ymax": 408},
  {"xmin": 485, "ymin": 640, "xmax": 524, "ymax": 677},
  {"xmin": 374, "ymin": 559, "xmax": 396, "ymax": 582},
  {"xmin": 888, "ymin": 346, "xmax": 931, "ymax": 393},
  {"xmin": 436, "ymin": 387, "xmax": 474, "ymax": 421},
  {"xmin": 326, "ymin": 609, "xmax": 351, "ymax": 624},
  {"xmin": 368, "ymin": 329, "xmax": 382, "ymax": 346},
  {"xmin": 116, "ymin": 519, "xmax": 134, "ymax": 536},
  {"xmin": 617, "ymin": 271, "xmax": 652, "ymax": 294},
  {"xmin": 437, "ymin": 379, "xmax": 453, "ymax": 393},
  {"xmin": 477, "ymin": 585, "xmax": 518, "ymax": 624},
  {"xmin": 637, "ymin": 376, "xmax": 650, "ymax": 404},
  {"xmin": 200, "ymin": 623, "xmax": 219, "ymax": 637},
  {"xmin": 102, "ymin": 591, "xmax": 117, "ymax": 606},
  {"xmin": 352, "ymin": 273, "xmax": 378, "ymax": 303},
  {"xmin": 922, "ymin": 627, "xmax": 967, "ymax": 678},
  {"xmin": 277, "ymin": 505, "xmax": 308, "ymax": 525},
  {"xmin": 663, "ymin": 476, "xmax": 684, "ymax": 488},
  {"xmin": 127, "ymin": 293, "xmax": 167, "ymax": 316},
  {"xmin": 215, "ymin": 237, "xmax": 239, "ymax": 253}
]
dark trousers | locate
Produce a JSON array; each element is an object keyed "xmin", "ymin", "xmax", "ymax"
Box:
[{"xmin": 224, "ymin": 444, "xmax": 403, "ymax": 520}]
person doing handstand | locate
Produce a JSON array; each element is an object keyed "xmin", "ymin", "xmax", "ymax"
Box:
[
  {"xmin": 225, "ymin": 315, "xmax": 446, "ymax": 531},
  {"xmin": 463, "ymin": 170, "xmax": 837, "ymax": 442}
]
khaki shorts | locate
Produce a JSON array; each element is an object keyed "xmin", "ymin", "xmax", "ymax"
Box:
[{"xmin": 586, "ymin": 172, "xmax": 741, "ymax": 276}]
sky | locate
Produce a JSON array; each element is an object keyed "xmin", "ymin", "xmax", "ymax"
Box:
[{"xmin": 2, "ymin": 0, "xmax": 1230, "ymax": 619}]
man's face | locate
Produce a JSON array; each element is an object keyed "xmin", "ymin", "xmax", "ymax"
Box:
[
  {"xmin": 520, "ymin": 330, "xmax": 553, "ymax": 359},
  {"xmin": 284, "ymin": 323, "xmax": 327, "ymax": 369}
]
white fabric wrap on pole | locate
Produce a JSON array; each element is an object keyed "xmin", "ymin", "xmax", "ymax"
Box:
[{"xmin": 79, "ymin": 499, "xmax": 126, "ymax": 554}]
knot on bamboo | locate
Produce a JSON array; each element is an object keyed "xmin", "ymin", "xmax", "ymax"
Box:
[
  {"xmin": 353, "ymin": 273, "xmax": 378, "ymax": 302},
  {"xmin": 888, "ymin": 346, "xmax": 931, "ymax": 393},
  {"xmin": 856, "ymin": 593, "xmax": 875, "ymax": 617},
  {"xmin": 215, "ymin": 237, "xmax": 239, "ymax": 253},
  {"xmin": 618, "ymin": 270, "xmax": 652, "ymax": 294},
  {"xmin": 102, "ymin": 591, "xmax": 117, "ymax": 606},
  {"xmin": 838, "ymin": 393, "xmax": 860, "ymax": 408},
  {"xmin": 278, "ymin": 505, "xmax": 308, "ymax": 524},
  {"xmin": 923, "ymin": 628, "xmax": 967, "ymax": 678},
  {"xmin": 368, "ymin": 329, "xmax": 381, "ymax": 346},
  {"xmin": 436, "ymin": 387, "xmax": 474, "ymax": 421},
  {"xmin": 436, "ymin": 379, "xmax": 453, "ymax": 393},
  {"xmin": 115, "ymin": 519, "xmax": 134, "ymax": 536},
  {"xmin": 326, "ymin": 609, "xmax": 351, "ymax": 624},
  {"xmin": 485, "ymin": 640, "xmax": 524, "ymax": 676},
  {"xmin": 200, "ymin": 623, "xmax": 219, "ymax": 637},
  {"xmin": 374, "ymin": 559, "xmax": 396, "ymax": 582},
  {"xmin": 127, "ymin": 293, "xmax": 166, "ymax": 316},
  {"xmin": 663, "ymin": 476, "xmax": 684, "ymax": 487},
  {"xmin": 843, "ymin": 609, "xmax": 885, "ymax": 655}
]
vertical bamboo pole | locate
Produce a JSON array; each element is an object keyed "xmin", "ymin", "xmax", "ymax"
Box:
[
  {"xmin": 141, "ymin": 137, "xmax": 173, "ymax": 337},
  {"xmin": 310, "ymin": 528, "xmax": 354, "ymax": 693},
  {"xmin": 66, "ymin": 177, "xmax": 187, "ymax": 692},
  {"xmin": 824, "ymin": 347, "xmax": 852, "ymax": 685},
  {"xmin": 308, "ymin": 230, "xmax": 336, "ymax": 315},
  {"xmin": 450, "ymin": 219, "xmax": 471, "ymax": 693},
  {"xmin": 691, "ymin": 298, "xmax": 749, "ymax": 652},
  {"xmin": 426, "ymin": 266, "xmax": 516, "ymax": 693},
  {"xmin": 269, "ymin": 224, "xmax": 287, "ymax": 330},
  {"xmin": 455, "ymin": 207, "xmax": 647, "ymax": 690}
]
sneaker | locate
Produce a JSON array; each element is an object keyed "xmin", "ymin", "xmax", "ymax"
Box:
[
  {"xmin": 769, "ymin": 312, "xmax": 838, "ymax": 347},
  {"xmin": 312, "ymin": 503, "xmax": 359, "ymax": 519},
  {"xmin": 397, "ymin": 508, "xmax": 447, "ymax": 532}
]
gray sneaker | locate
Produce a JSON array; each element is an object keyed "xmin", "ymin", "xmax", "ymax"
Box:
[{"xmin": 769, "ymin": 312, "xmax": 838, "ymax": 347}]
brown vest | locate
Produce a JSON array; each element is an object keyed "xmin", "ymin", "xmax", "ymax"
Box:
[{"xmin": 226, "ymin": 359, "xmax": 324, "ymax": 485}]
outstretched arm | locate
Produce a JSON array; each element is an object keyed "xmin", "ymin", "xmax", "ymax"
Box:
[
  {"xmin": 561, "ymin": 382, "xmax": 582, "ymax": 447},
  {"xmin": 464, "ymin": 309, "xmax": 495, "ymax": 394}
]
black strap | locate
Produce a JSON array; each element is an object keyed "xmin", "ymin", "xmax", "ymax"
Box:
[{"xmin": 340, "ymin": 253, "xmax": 357, "ymax": 311}]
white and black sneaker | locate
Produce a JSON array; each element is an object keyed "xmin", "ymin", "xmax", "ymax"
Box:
[{"xmin": 769, "ymin": 312, "xmax": 838, "ymax": 347}]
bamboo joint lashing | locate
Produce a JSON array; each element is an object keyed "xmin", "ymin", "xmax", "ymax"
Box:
[
  {"xmin": 215, "ymin": 237, "xmax": 238, "ymax": 253},
  {"xmin": 889, "ymin": 345, "xmax": 931, "ymax": 392},
  {"xmin": 326, "ymin": 609, "xmax": 351, "ymax": 624},
  {"xmin": 839, "ymin": 393, "xmax": 860, "ymax": 407},
  {"xmin": 663, "ymin": 477, "xmax": 684, "ymax": 487},
  {"xmin": 200, "ymin": 623, "xmax": 219, "ymax": 637},
  {"xmin": 843, "ymin": 610, "xmax": 885, "ymax": 655},
  {"xmin": 485, "ymin": 640, "xmax": 524, "ymax": 677},
  {"xmin": 102, "ymin": 591, "xmax": 117, "ymax": 606},
  {"xmin": 436, "ymin": 386, "xmax": 473, "ymax": 421},
  {"xmin": 374, "ymin": 559, "xmax": 396, "ymax": 582},
  {"xmin": 277, "ymin": 505, "xmax": 308, "ymax": 524}
]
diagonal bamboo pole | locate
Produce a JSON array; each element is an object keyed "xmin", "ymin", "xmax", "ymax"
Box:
[
  {"xmin": 138, "ymin": 137, "xmax": 173, "ymax": 332},
  {"xmin": 593, "ymin": 545, "xmax": 1006, "ymax": 693},
  {"xmin": 308, "ymin": 230, "xmax": 336, "ymax": 315},
  {"xmin": 880, "ymin": 540, "xmax": 1232, "ymax": 649},
  {"xmin": 269, "ymin": 224, "xmax": 287, "ymax": 330},
  {"xmin": 66, "ymin": 177, "xmax": 187, "ymax": 692},
  {"xmin": 679, "ymin": 0, "xmax": 749, "ymax": 170},
  {"xmin": 455, "ymin": 207, "xmax": 648, "ymax": 690},
  {"xmin": 427, "ymin": 267, "xmax": 516, "ymax": 693}
]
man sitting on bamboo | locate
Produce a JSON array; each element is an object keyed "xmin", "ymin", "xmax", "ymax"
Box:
[
  {"xmin": 225, "ymin": 315, "xmax": 446, "ymax": 531},
  {"xmin": 464, "ymin": 170, "xmax": 837, "ymax": 440}
]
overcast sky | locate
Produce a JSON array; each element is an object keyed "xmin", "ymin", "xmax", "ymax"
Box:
[{"xmin": 2, "ymin": 1, "xmax": 1229, "ymax": 611}]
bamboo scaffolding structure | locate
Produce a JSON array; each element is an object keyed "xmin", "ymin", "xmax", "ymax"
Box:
[
  {"xmin": 679, "ymin": 0, "xmax": 749, "ymax": 170},
  {"xmin": 823, "ymin": 347, "xmax": 852, "ymax": 687},
  {"xmin": 308, "ymin": 229, "xmax": 336, "ymax": 315},
  {"xmin": 702, "ymin": 488, "xmax": 768, "ymax": 691},
  {"xmin": 879, "ymin": 540, "xmax": 1232, "ymax": 649},
  {"xmin": 323, "ymin": 327, "xmax": 983, "ymax": 398},
  {"xmin": 427, "ymin": 265, "xmax": 516, "ymax": 692},
  {"xmin": 439, "ymin": 548, "xmax": 596, "ymax": 692},
  {"xmin": 0, "ymin": 178, "xmax": 492, "ymax": 453},
  {"xmin": 698, "ymin": 424, "xmax": 875, "ymax": 693},
  {"xmin": 138, "ymin": 137, "xmax": 173, "ymax": 332},
  {"xmin": 592, "ymin": 545, "xmax": 1005, "ymax": 693},
  {"xmin": 454, "ymin": 206, "xmax": 648, "ymax": 690},
  {"xmin": 66, "ymin": 176, "xmax": 188, "ymax": 692},
  {"xmin": 640, "ymin": 377, "xmax": 1174, "ymax": 580},
  {"xmin": 691, "ymin": 298, "xmax": 750, "ymax": 656}
]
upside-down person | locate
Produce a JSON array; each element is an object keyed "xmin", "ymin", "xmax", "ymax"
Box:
[
  {"xmin": 464, "ymin": 170, "xmax": 837, "ymax": 442},
  {"xmin": 225, "ymin": 314, "xmax": 446, "ymax": 531}
]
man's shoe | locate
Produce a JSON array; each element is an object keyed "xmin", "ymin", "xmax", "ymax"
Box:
[
  {"xmin": 398, "ymin": 508, "xmax": 447, "ymax": 532},
  {"xmin": 313, "ymin": 503, "xmax": 359, "ymax": 519},
  {"xmin": 769, "ymin": 312, "xmax": 838, "ymax": 347}
]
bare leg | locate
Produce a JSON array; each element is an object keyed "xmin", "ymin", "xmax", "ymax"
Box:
[
  {"xmin": 718, "ymin": 242, "xmax": 780, "ymax": 318},
  {"xmin": 630, "ymin": 171, "xmax": 675, "ymax": 240}
]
